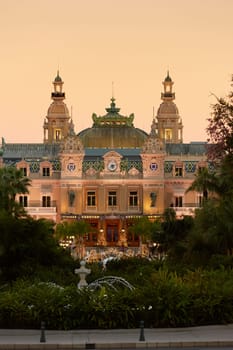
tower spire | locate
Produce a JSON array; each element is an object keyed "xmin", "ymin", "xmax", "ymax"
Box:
[
  {"xmin": 43, "ymin": 73, "xmax": 71, "ymax": 144},
  {"xmin": 156, "ymin": 72, "xmax": 183, "ymax": 144},
  {"xmin": 161, "ymin": 72, "xmax": 175, "ymax": 101},
  {"xmin": 52, "ymin": 71, "xmax": 65, "ymax": 99}
]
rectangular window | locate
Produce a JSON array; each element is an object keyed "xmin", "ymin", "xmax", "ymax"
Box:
[
  {"xmin": 106, "ymin": 224, "xmax": 118, "ymax": 242},
  {"xmin": 42, "ymin": 196, "xmax": 51, "ymax": 207},
  {"xmin": 19, "ymin": 195, "xmax": 28, "ymax": 207},
  {"xmin": 87, "ymin": 191, "xmax": 96, "ymax": 206},
  {"xmin": 20, "ymin": 167, "xmax": 27, "ymax": 176},
  {"xmin": 175, "ymin": 196, "xmax": 183, "ymax": 207},
  {"xmin": 108, "ymin": 191, "xmax": 117, "ymax": 206},
  {"xmin": 165, "ymin": 128, "xmax": 172, "ymax": 141},
  {"xmin": 55, "ymin": 129, "xmax": 61, "ymax": 141},
  {"xmin": 129, "ymin": 191, "xmax": 138, "ymax": 207},
  {"xmin": 43, "ymin": 167, "xmax": 50, "ymax": 177},
  {"xmin": 175, "ymin": 166, "xmax": 183, "ymax": 177},
  {"xmin": 86, "ymin": 232, "xmax": 98, "ymax": 242},
  {"xmin": 127, "ymin": 232, "xmax": 139, "ymax": 243},
  {"xmin": 85, "ymin": 222, "xmax": 98, "ymax": 242}
]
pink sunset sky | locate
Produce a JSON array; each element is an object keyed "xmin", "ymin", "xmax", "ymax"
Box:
[{"xmin": 1, "ymin": 0, "xmax": 233, "ymax": 144}]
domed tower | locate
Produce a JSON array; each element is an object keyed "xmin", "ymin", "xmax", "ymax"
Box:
[
  {"xmin": 156, "ymin": 72, "xmax": 183, "ymax": 143},
  {"xmin": 43, "ymin": 72, "xmax": 74, "ymax": 144}
]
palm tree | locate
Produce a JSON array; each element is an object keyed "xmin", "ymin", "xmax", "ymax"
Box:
[
  {"xmin": 0, "ymin": 167, "xmax": 31, "ymax": 216},
  {"xmin": 186, "ymin": 167, "xmax": 218, "ymax": 201},
  {"xmin": 158, "ymin": 208, "xmax": 193, "ymax": 259},
  {"xmin": 128, "ymin": 216, "xmax": 153, "ymax": 243},
  {"xmin": 55, "ymin": 220, "xmax": 92, "ymax": 259},
  {"xmin": 128, "ymin": 216, "xmax": 156, "ymax": 256}
]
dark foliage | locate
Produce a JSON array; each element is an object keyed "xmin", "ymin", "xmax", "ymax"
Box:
[{"xmin": 0, "ymin": 212, "xmax": 75, "ymax": 282}]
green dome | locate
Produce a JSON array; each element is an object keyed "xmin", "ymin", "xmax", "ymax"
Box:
[
  {"xmin": 78, "ymin": 126, "xmax": 148, "ymax": 148},
  {"xmin": 78, "ymin": 98, "xmax": 148, "ymax": 148}
]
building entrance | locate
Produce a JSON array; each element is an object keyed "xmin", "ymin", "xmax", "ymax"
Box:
[{"xmin": 106, "ymin": 221, "xmax": 119, "ymax": 244}]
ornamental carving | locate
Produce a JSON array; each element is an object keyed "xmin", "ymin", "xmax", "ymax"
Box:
[
  {"xmin": 128, "ymin": 167, "xmax": 139, "ymax": 176},
  {"xmin": 141, "ymin": 136, "xmax": 164, "ymax": 154},
  {"xmin": 60, "ymin": 135, "xmax": 84, "ymax": 154}
]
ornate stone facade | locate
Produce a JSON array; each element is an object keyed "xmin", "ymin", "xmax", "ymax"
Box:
[{"xmin": 0, "ymin": 72, "xmax": 208, "ymax": 253}]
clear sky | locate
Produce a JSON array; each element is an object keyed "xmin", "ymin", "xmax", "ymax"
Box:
[{"xmin": 1, "ymin": 0, "xmax": 233, "ymax": 143}]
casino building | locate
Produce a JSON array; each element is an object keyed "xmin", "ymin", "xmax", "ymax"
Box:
[{"xmin": 0, "ymin": 72, "xmax": 207, "ymax": 252}]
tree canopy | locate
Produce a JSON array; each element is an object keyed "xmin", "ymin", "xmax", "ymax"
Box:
[
  {"xmin": 207, "ymin": 79, "xmax": 233, "ymax": 161},
  {"xmin": 0, "ymin": 212, "xmax": 74, "ymax": 281},
  {"xmin": 184, "ymin": 79, "xmax": 233, "ymax": 263},
  {"xmin": 55, "ymin": 220, "xmax": 93, "ymax": 259},
  {"xmin": 186, "ymin": 166, "xmax": 219, "ymax": 201},
  {"xmin": 55, "ymin": 220, "xmax": 92, "ymax": 240}
]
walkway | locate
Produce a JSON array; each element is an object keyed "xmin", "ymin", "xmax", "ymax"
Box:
[{"xmin": 0, "ymin": 324, "xmax": 233, "ymax": 349}]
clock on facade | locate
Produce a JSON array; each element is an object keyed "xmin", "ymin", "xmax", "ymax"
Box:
[
  {"xmin": 150, "ymin": 162, "xmax": 158, "ymax": 171},
  {"xmin": 67, "ymin": 162, "xmax": 76, "ymax": 172},
  {"xmin": 107, "ymin": 160, "xmax": 117, "ymax": 171}
]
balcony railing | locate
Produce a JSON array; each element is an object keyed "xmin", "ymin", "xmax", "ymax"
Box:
[
  {"xmin": 25, "ymin": 200, "xmax": 57, "ymax": 208},
  {"xmin": 29, "ymin": 172, "xmax": 60, "ymax": 179},
  {"xmin": 128, "ymin": 205, "xmax": 140, "ymax": 212},
  {"xmin": 26, "ymin": 207, "xmax": 57, "ymax": 214},
  {"xmin": 173, "ymin": 204, "xmax": 201, "ymax": 217}
]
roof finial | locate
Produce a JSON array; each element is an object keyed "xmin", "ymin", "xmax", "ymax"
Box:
[
  {"xmin": 164, "ymin": 69, "xmax": 172, "ymax": 82},
  {"xmin": 57, "ymin": 58, "xmax": 60, "ymax": 75},
  {"xmin": 112, "ymin": 81, "xmax": 114, "ymax": 99}
]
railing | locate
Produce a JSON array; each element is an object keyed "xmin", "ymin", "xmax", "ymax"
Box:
[
  {"xmin": 26, "ymin": 207, "xmax": 57, "ymax": 214},
  {"xmin": 29, "ymin": 172, "xmax": 60, "ymax": 179},
  {"xmin": 181, "ymin": 203, "xmax": 202, "ymax": 207},
  {"xmin": 85, "ymin": 245, "xmax": 140, "ymax": 255},
  {"xmin": 128, "ymin": 205, "xmax": 140, "ymax": 212},
  {"xmin": 173, "ymin": 204, "xmax": 201, "ymax": 217},
  {"xmin": 26, "ymin": 200, "xmax": 57, "ymax": 208},
  {"xmin": 23, "ymin": 200, "xmax": 57, "ymax": 216}
]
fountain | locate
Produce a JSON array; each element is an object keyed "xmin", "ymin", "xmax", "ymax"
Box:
[
  {"xmin": 75, "ymin": 260, "xmax": 134, "ymax": 291},
  {"xmin": 88, "ymin": 276, "xmax": 134, "ymax": 291}
]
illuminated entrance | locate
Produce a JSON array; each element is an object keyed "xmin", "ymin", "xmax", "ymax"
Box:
[{"xmin": 106, "ymin": 221, "xmax": 119, "ymax": 244}]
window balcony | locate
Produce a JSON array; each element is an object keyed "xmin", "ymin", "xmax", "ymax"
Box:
[
  {"xmin": 173, "ymin": 203, "xmax": 201, "ymax": 217},
  {"xmin": 22, "ymin": 200, "xmax": 57, "ymax": 216},
  {"xmin": 25, "ymin": 200, "xmax": 57, "ymax": 208},
  {"xmin": 128, "ymin": 205, "xmax": 140, "ymax": 212},
  {"xmin": 26, "ymin": 207, "xmax": 57, "ymax": 215}
]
